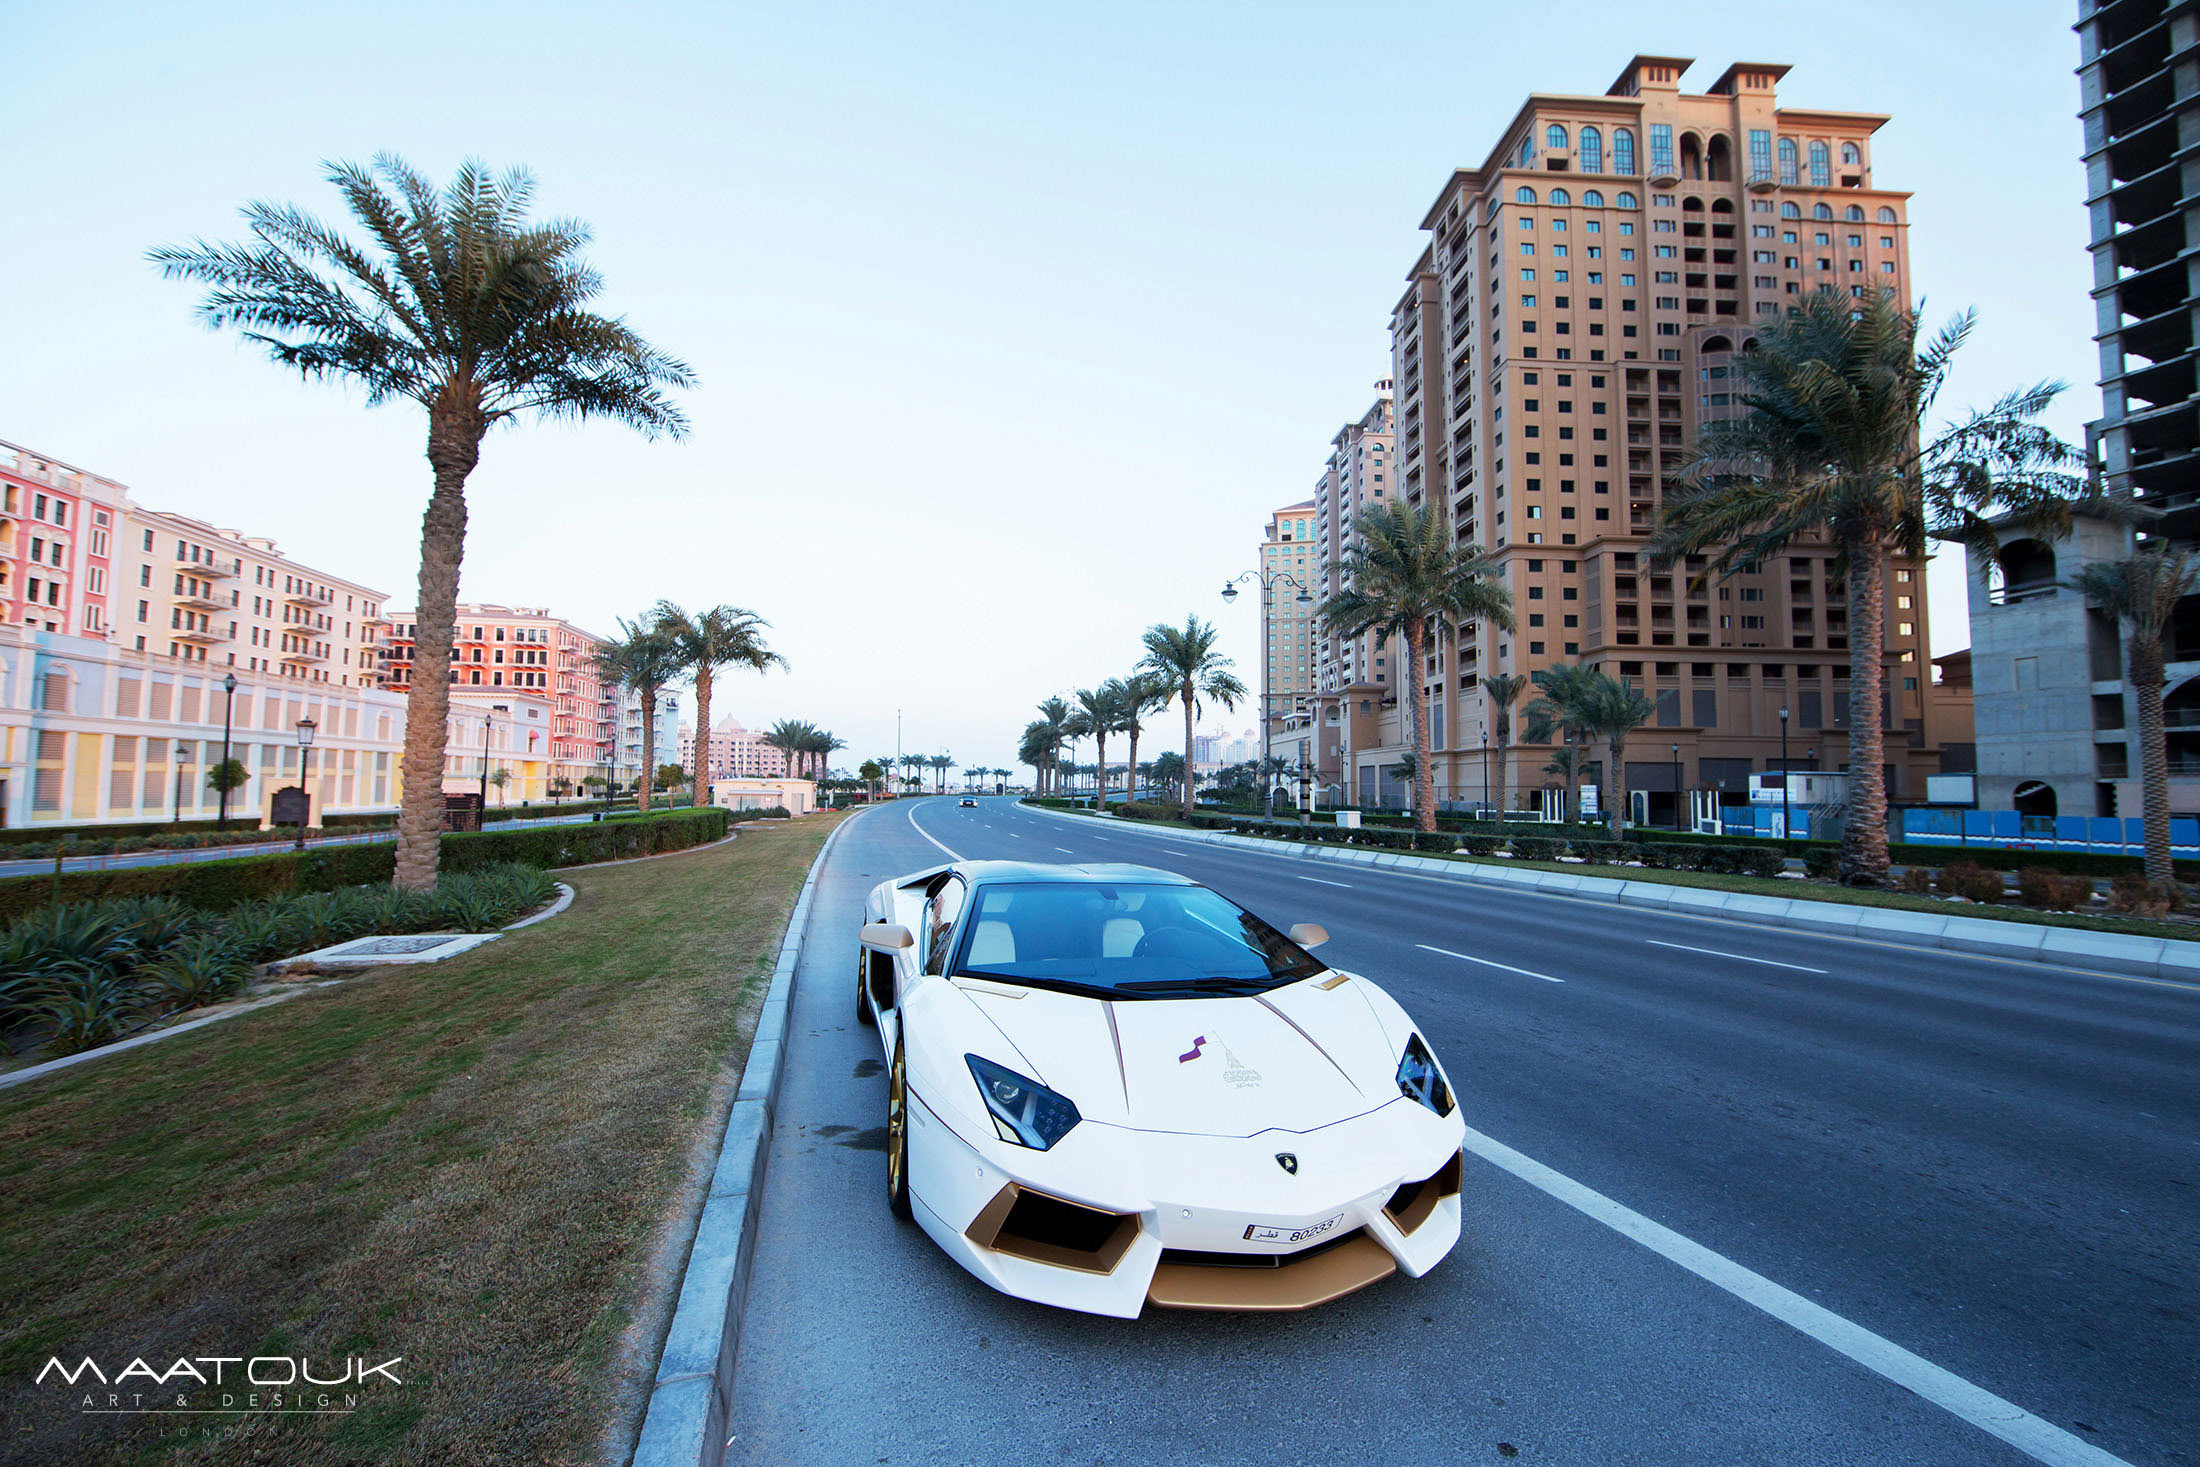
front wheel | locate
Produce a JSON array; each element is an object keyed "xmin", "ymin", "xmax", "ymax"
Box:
[{"xmin": 886, "ymin": 1039, "xmax": 912, "ymax": 1221}]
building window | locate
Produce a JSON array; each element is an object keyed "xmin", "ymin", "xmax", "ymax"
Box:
[
  {"xmin": 1777, "ymin": 136, "xmax": 1798, "ymax": 184},
  {"xmin": 1841, "ymin": 141, "xmax": 1862, "ymax": 167},
  {"xmin": 1813, "ymin": 203, "xmax": 1832, "ymax": 220},
  {"xmin": 1648, "ymin": 123, "xmax": 1674, "ymax": 176},
  {"xmin": 1546, "ymin": 123, "xmax": 1568, "ymax": 151},
  {"xmin": 1748, "ymin": 129, "xmax": 1772, "ymax": 182},
  {"xmin": 1616, "ymin": 190, "xmax": 1637, "ymax": 209},
  {"xmin": 1516, "ymin": 186, "xmax": 1536, "ymax": 204},
  {"xmin": 1808, "ymin": 140, "xmax": 1831, "ymax": 186},
  {"xmin": 1877, "ymin": 206, "xmax": 1898, "ymax": 224},
  {"xmin": 1549, "ymin": 187, "xmax": 1570, "ymax": 206},
  {"xmin": 1781, "ymin": 201, "xmax": 1800, "ymax": 219},
  {"xmin": 1579, "ymin": 126, "xmax": 1603, "ymax": 173},
  {"xmin": 1613, "ymin": 128, "xmax": 1636, "ymax": 175}
]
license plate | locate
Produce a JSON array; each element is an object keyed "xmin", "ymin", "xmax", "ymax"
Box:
[{"xmin": 1243, "ymin": 1213, "xmax": 1344, "ymax": 1246}]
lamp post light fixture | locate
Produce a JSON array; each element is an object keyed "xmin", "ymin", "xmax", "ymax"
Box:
[
  {"xmin": 1479, "ymin": 719, "xmax": 1491, "ymax": 819},
  {"xmin": 480, "ymin": 714, "xmax": 494, "ymax": 809},
  {"xmin": 294, "ymin": 717, "xmax": 317, "ymax": 850},
  {"xmin": 217, "ymin": 672, "xmax": 238, "ymax": 831},
  {"xmin": 1221, "ymin": 567, "xmax": 1315, "ymax": 819},
  {"xmin": 172, "ymin": 742, "xmax": 192, "ymax": 825},
  {"xmin": 1778, "ymin": 704, "xmax": 1791, "ymax": 840}
]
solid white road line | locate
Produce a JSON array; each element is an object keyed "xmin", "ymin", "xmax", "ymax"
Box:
[
  {"xmin": 1645, "ymin": 938, "xmax": 1829, "ymax": 974},
  {"xmin": 1416, "ymin": 943, "xmax": 1564, "ymax": 984},
  {"xmin": 1054, "ymin": 846, "xmax": 1076, "ymax": 854},
  {"xmin": 1458, "ymin": 1122, "xmax": 2136, "ymax": 1467},
  {"xmin": 906, "ymin": 807, "xmax": 963, "ymax": 861},
  {"xmin": 1298, "ymin": 876, "xmax": 1354, "ymax": 888}
]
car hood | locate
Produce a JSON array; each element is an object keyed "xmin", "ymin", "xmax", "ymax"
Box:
[{"xmin": 955, "ymin": 975, "xmax": 1401, "ymax": 1137}]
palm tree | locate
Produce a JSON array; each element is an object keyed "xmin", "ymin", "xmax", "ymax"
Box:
[
  {"xmin": 152, "ymin": 156, "xmax": 691, "ymax": 889},
  {"xmin": 1316, "ymin": 502, "xmax": 1514, "ymax": 833},
  {"xmin": 656, "ymin": 602, "xmax": 786, "ymax": 797},
  {"xmin": 1076, "ymin": 683, "xmax": 1129, "ymax": 810},
  {"xmin": 591, "ymin": 617, "xmax": 683, "ymax": 813},
  {"xmin": 1483, "ymin": 672, "xmax": 1528, "ymax": 818},
  {"xmin": 814, "ymin": 731, "xmax": 847, "ymax": 784},
  {"xmin": 1523, "ymin": 664, "xmax": 1651, "ymax": 837},
  {"xmin": 2074, "ymin": 546, "xmax": 2199, "ymax": 888},
  {"xmin": 758, "ymin": 719, "xmax": 800, "ymax": 779},
  {"xmin": 1019, "ymin": 723, "xmax": 1052, "ymax": 792},
  {"xmin": 1652, "ymin": 290, "xmax": 2080, "ymax": 884},
  {"xmin": 929, "ymin": 754, "xmax": 954, "ymax": 794},
  {"xmin": 1137, "ymin": 618, "xmax": 1246, "ymax": 816},
  {"xmin": 1034, "ymin": 697, "xmax": 1072, "ymax": 795},
  {"xmin": 1116, "ymin": 673, "xmax": 1170, "ymax": 808}
]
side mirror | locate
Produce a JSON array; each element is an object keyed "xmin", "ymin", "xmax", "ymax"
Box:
[
  {"xmin": 860, "ymin": 922, "xmax": 916, "ymax": 952},
  {"xmin": 1287, "ymin": 922, "xmax": 1329, "ymax": 949}
]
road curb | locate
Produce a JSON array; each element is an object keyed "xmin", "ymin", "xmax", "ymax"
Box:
[
  {"xmin": 630, "ymin": 810, "xmax": 863, "ymax": 1467},
  {"xmin": 1025, "ymin": 804, "xmax": 2200, "ymax": 981}
]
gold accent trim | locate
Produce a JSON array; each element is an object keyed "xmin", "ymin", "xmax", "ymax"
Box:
[
  {"xmin": 965, "ymin": 1182, "xmax": 1139, "ymax": 1276},
  {"xmin": 1316, "ymin": 972, "xmax": 1350, "ymax": 991},
  {"xmin": 1147, "ymin": 1234, "xmax": 1396, "ymax": 1312},
  {"xmin": 1385, "ymin": 1150, "xmax": 1465, "ymax": 1236},
  {"xmin": 955, "ymin": 978, "xmax": 1029, "ymax": 998}
]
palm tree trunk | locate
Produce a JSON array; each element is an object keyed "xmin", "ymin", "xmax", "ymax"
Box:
[
  {"xmin": 1181, "ymin": 685, "xmax": 1196, "ymax": 817},
  {"xmin": 638, "ymin": 684, "xmax": 655, "ymax": 814},
  {"xmin": 1095, "ymin": 732, "xmax": 1109, "ymax": 810},
  {"xmin": 1606, "ymin": 733, "xmax": 1628, "ymax": 841},
  {"xmin": 1406, "ymin": 616, "xmax": 1434, "ymax": 833},
  {"xmin": 395, "ymin": 399, "xmax": 484, "ymax": 891},
  {"xmin": 1840, "ymin": 542, "xmax": 1892, "ymax": 885},
  {"xmin": 1493, "ymin": 731, "xmax": 1509, "ymax": 817},
  {"xmin": 2133, "ymin": 632, "xmax": 2172, "ymax": 888},
  {"xmin": 1125, "ymin": 725, "xmax": 1140, "ymax": 806},
  {"xmin": 691, "ymin": 666, "xmax": 713, "ymax": 802}
]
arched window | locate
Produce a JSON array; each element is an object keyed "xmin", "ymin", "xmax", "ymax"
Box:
[
  {"xmin": 1582, "ymin": 189, "xmax": 1604, "ymax": 206},
  {"xmin": 1516, "ymin": 186, "xmax": 1537, "ymax": 205},
  {"xmin": 1706, "ymin": 133, "xmax": 1733, "ymax": 182},
  {"xmin": 1547, "ymin": 123, "xmax": 1568, "ymax": 151},
  {"xmin": 1808, "ymin": 140, "xmax": 1831, "ymax": 186},
  {"xmin": 1781, "ymin": 201, "xmax": 1801, "ymax": 219},
  {"xmin": 1616, "ymin": 190, "xmax": 1637, "ymax": 208},
  {"xmin": 1613, "ymin": 127, "xmax": 1636, "ymax": 175},
  {"xmin": 1549, "ymin": 187, "xmax": 1570, "ymax": 206},
  {"xmin": 1844, "ymin": 204, "xmax": 1864, "ymax": 222},
  {"xmin": 1841, "ymin": 141, "xmax": 1862, "ymax": 166},
  {"xmin": 1995, "ymin": 540, "xmax": 2058, "ymax": 602},
  {"xmin": 1777, "ymin": 137, "xmax": 1798, "ymax": 185},
  {"xmin": 1813, "ymin": 202, "xmax": 1833, "ymax": 220},
  {"xmin": 1701, "ymin": 335, "xmax": 1733, "ymax": 353},
  {"xmin": 1876, "ymin": 206, "xmax": 1898, "ymax": 223},
  {"xmin": 1682, "ymin": 195, "xmax": 1705, "ymax": 212},
  {"xmin": 1711, "ymin": 198, "xmax": 1734, "ymax": 214},
  {"xmin": 1579, "ymin": 126, "xmax": 1603, "ymax": 173},
  {"xmin": 1518, "ymin": 135, "xmax": 1535, "ymax": 168},
  {"xmin": 1679, "ymin": 131, "xmax": 1703, "ymax": 179}
]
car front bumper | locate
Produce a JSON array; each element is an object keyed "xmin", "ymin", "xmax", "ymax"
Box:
[{"xmin": 906, "ymin": 1089, "xmax": 1465, "ymax": 1318}]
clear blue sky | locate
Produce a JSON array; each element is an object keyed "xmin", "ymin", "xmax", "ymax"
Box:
[{"xmin": 0, "ymin": 1, "xmax": 2096, "ymax": 775}]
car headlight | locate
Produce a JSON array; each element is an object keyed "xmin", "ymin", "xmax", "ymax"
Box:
[
  {"xmin": 966, "ymin": 1054, "xmax": 1081, "ymax": 1149},
  {"xmin": 1396, "ymin": 1033, "xmax": 1455, "ymax": 1117}
]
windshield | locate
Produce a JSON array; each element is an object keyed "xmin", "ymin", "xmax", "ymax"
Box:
[{"xmin": 950, "ymin": 882, "xmax": 1326, "ymax": 999}]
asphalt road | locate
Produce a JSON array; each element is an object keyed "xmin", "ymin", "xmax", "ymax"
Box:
[{"xmin": 723, "ymin": 797, "xmax": 2199, "ymax": 1467}]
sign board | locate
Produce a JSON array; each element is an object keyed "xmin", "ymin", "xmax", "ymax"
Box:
[
  {"xmin": 270, "ymin": 785, "xmax": 309, "ymax": 827},
  {"xmin": 1578, "ymin": 784, "xmax": 1601, "ymax": 817},
  {"xmin": 443, "ymin": 792, "xmax": 484, "ymax": 833}
]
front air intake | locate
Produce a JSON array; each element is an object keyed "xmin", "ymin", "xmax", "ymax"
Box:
[
  {"xmin": 965, "ymin": 1183, "xmax": 1138, "ymax": 1275},
  {"xmin": 1384, "ymin": 1150, "xmax": 1464, "ymax": 1235}
]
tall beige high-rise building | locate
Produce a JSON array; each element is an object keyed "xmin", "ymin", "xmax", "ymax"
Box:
[
  {"xmin": 1260, "ymin": 502, "xmax": 1318, "ymax": 727},
  {"xmin": 1351, "ymin": 54, "xmax": 1968, "ymax": 820}
]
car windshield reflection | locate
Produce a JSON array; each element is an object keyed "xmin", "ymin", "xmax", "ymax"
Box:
[{"xmin": 952, "ymin": 882, "xmax": 1325, "ymax": 999}]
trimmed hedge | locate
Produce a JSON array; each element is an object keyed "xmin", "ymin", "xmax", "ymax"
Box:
[{"xmin": 0, "ymin": 807, "xmax": 732, "ymax": 923}]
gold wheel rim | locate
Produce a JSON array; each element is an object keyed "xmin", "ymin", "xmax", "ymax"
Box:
[{"xmin": 887, "ymin": 1052, "xmax": 906, "ymax": 1197}]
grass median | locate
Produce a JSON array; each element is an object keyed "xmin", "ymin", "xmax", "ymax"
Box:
[{"xmin": 0, "ymin": 811, "xmax": 844, "ymax": 1467}]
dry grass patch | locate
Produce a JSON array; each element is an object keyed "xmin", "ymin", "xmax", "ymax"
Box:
[{"xmin": 0, "ymin": 814, "xmax": 842, "ymax": 1467}]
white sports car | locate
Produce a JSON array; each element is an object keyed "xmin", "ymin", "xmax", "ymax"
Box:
[{"xmin": 856, "ymin": 860, "xmax": 1466, "ymax": 1317}]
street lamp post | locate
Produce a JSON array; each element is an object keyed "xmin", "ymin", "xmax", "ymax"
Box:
[
  {"xmin": 172, "ymin": 742, "xmax": 191, "ymax": 825},
  {"xmin": 217, "ymin": 672, "xmax": 238, "ymax": 831},
  {"xmin": 1479, "ymin": 719, "xmax": 1490, "ymax": 818},
  {"xmin": 294, "ymin": 717, "xmax": 316, "ymax": 850},
  {"xmin": 1222, "ymin": 568, "xmax": 1313, "ymax": 819},
  {"xmin": 480, "ymin": 714, "xmax": 493, "ymax": 810},
  {"xmin": 1671, "ymin": 743, "xmax": 1683, "ymax": 832},
  {"xmin": 1778, "ymin": 704, "xmax": 1791, "ymax": 840}
]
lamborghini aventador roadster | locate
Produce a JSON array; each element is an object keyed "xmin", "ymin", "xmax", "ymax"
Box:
[{"xmin": 855, "ymin": 861, "xmax": 1466, "ymax": 1317}]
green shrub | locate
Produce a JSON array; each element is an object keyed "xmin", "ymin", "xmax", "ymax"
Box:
[
  {"xmin": 2016, "ymin": 868, "xmax": 2094, "ymax": 912},
  {"xmin": 141, "ymin": 934, "xmax": 255, "ymax": 1013},
  {"xmin": 1802, "ymin": 848, "xmax": 1841, "ymax": 881},
  {"xmin": 1412, "ymin": 832, "xmax": 1454, "ymax": 853},
  {"xmin": 1896, "ymin": 867, "xmax": 1935, "ymax": 894},
  {"xmin": 32, "ymin": 970, "xmax": 144, "ymax": 1055},
  {"xmin": 1513, "ymin": 836, "xmax": 1565, "ymax": 862},
  {"xmin": 1459, "ymin": 835, "xmax": 1503, "ymax": 857},
  {"xmin": 1568, "ymin": 840, "xmax": 1626, "ymax": 866}
]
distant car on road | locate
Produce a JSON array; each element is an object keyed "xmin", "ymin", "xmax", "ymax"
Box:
[
  {"xmin": 855, "ymin": 860, "xmax": 1464, "ymax": 1317},
  {"xmin": 958, "ymin": 796, "xmax": 977, "ymax": 807}
]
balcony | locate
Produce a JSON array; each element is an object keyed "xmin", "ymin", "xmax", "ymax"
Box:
[
  {"xmin": 286, "ymin": 587, "xmax": 333, "ymax": 607},
  {"xmin": 194, "ymin": 557, "xmax": 240, "ymax": 579},
  {"xmin": 173, "ymin": 587, "xmax": 226, "ymax": 610},
  {"xmin": 172, "ymin": 624, "xmax": 232, "ymax": 645},
  {"xmin": 280, "ymin": 644, "xmax": 330, "ymax": 664}
]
